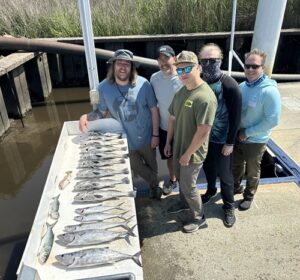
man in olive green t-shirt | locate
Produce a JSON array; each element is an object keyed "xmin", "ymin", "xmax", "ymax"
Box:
[{"xmin": 164, "ymin": 51, "xmax": 217, "ymax": 233}]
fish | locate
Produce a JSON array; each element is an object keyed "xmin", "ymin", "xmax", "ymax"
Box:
[
  {"xmin": 80, "ymin": 139, "xmax": 126, "ymax": 147},
  {"xmin": 79, "ymin": 152, "xmax": 128, "ymax": 161},
  {"xmin": 73, "ymin": 177, "xmax": 130, "ymax": 191},
  {"xmin": 37, "ymin": 221, "xmax": 57, "ymax": 264},
  {"xmin": 77, "ymin": 163, "xmax": 127, "ymax": 171},
  {"xmin": 75, "ymin": 202, "xmax": 125, "ymax": 214},
  {"xmin": 48, "ymin": 194, "xmax": 60, "ymax": 220},
  {"xmin": 73, "ymin": 190, "xmax": 136, "ymax": 203},
  {"xmin": 55, "ymin": 247, "xmax": 142, "ymax": 268},
  {"xmin": 74, "ymin": 210, "xmax": 129, "ymax": 223},
  {"xmin": 79, "ymin": 145, "xmax": 128, "ymax": 154},
  {"xmin": 85, "ymin": 132, "xmax": 122, "ymax": 141},
  {"xmin": 58, "ymin": 171, "xmax": 72, "ymax": 190},
  {"xmin": 76, "ymin": 168, "xmax": 129, "ymax": 179},
  {"xmin": 56, "ymin": 225, "xmax": 136, "ymax": 247},
  {"xmin": 77, "ymin": 158, "xmax": 126, "ymax": 168},
  {"xmin": 64, "ymin": 215, "xmax": 135, "ymax": 233}
]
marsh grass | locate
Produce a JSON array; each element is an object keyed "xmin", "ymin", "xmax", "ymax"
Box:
[{"xmin": 0, "ymin": 0, "xmax": 299, "ymax": 38}]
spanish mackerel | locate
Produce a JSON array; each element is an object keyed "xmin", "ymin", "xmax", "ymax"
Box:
[
  {"xmin": 76, "ymin": 168, "xmax": 129, "ymax": 179},
  {"xmin": 73, "ymin": 178, "xmax": 130, "ymax": 192},
  {"xmin": 75, "ymin": 202, "xmax": 125, "ymax": 214},
  {"xmin": 64, "ymin": 215, "xmax": 135, "ymax": 232},
  {"xmin": 85, "ymin": 132, "xmax": 122, "ymax": 141},
  {"xmin": 80, "ymin": 139, "xmax": 126, "ymax": 147},
  {"xmin": 73, "ymin": 190, "xmax": 136, "ymax": 202},
  {"xmin": 55, "ymin": 247, "xmax": 141, "ymax": 268},
  {"xmin": 56, "ymin": 226, "xmax": 135, "ymax": 246},
  {"xmin": 74, "ymin": 210, "xmax": 129, "ymax": 222},
  {"xmin": 80, "ymin": 153, "xmax": 128, "ymax": 161},
  {"xmin": 77, "ymin": 158, "xmax": 126, "ymax": 168},
  {"xmin": 80, "ymin": 145, "xmax": 127, "ymax": 154}
]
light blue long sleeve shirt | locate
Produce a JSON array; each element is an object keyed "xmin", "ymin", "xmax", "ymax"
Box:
[{"xmin": 239, "ymin": 75, "xmax": 281, "ymax": 143}]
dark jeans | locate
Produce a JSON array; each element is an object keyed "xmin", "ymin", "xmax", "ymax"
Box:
[{"xmin": 203, "ymin": 142, "xmax": 234, "ymax": 209}]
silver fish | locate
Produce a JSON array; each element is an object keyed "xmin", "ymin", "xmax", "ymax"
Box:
[
  {"xmin": 75, "ymin": 202, "xmax": 125, "ymax": 214},
  {"xmin": 55, "ymin": 247, "xmax": 141, "ymax": 268},
  {"xmin": 76, "ymin": 168, "xmax": 129, "ymax": 179},
  {"xmin": 73, "ymin": 190, "xmax": 136, "ymax": 203},
  {"xmin": 79, "ymin": 153, "xmax": 128, "ymax": 161},
  {"xmin": 64, "ymin": 215, "xmax": 135, "ymax": 232},
  {"xmin": 74, "ymin": 210, "xmax": 129, "ymax": 223},
  {"xmin": 56, "ymin": 226, "xmax": 135, "ymax": 246},
  {"xmin": 80, "ymin": 139, "xmax": 126, "ymax": 147},
  {"xmin": 73, "ymin": 177, "xmax": 130, "ymax": 191},
  {"xmin": 37, "ymin": 221, "xmax": 57, "ymax": 264},
  {"xmin": 80, "ymin": 145, "xmax": 127, "ymax": 154},
  {"xmin": 85, "ymin": 132, "xmax": 122, "ymax": 141},
  {"xmin": 48, "ymin": 194, "xmax": 60, "ymax": 220},
  {"xmin": 77, "ymin": 158, "xmax": 126, "ymax": 168},
  {"xmin": 77, "ymin": 163, "xmax": 127, "ymax": 171},
  {"xmin": 58, "ymin": 171, "xmax": 72, "ymax": 190}
]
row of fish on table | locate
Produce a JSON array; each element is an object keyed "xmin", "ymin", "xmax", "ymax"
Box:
[{"xmin": 37, "ymin": 131, "xmax": 142, "ymax": 269}]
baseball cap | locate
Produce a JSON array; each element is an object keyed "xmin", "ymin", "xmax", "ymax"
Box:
[
  {"xmin": 174, "ymin": 51, "xmax": 199, "ymax": 66},
  {"xmin": 107, "ymin": 49, "xmax": 138, "ymax": 64},
  {"xmin": 158, "ymin": 45, "xmax": 175, "ymax": 57}
]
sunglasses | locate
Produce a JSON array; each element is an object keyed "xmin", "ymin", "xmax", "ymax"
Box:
[
  {"xmin": 199, "ymin": 58, "xmax": 221, "ymax": 66},
  {"xmin": 176, "ymin": 65, "xmax": 194, "ymax": 75},
  {"xmin": 244, "ymin": 64, "xmax": 262, "ymax": 70}
]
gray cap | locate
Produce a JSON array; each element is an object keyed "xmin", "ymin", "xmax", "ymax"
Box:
[{"xmin": 107, "ymin": 49, "xmax": 138, "ymax": 64}]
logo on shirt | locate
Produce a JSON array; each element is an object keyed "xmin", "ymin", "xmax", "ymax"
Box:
[{"xmin": 184, "ymin": 99, "xmax": 193, "ymax": 108}]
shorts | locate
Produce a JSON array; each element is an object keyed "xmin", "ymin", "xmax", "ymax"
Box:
[{"xmin": 158, "ymin": 127, "xmax": 173, "ymax": 160}]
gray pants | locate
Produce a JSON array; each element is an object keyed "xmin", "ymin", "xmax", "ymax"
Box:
[
  {"xmin": 129, "ymin": 144, "xmax": 159, "ymax": 189},
  {"xmin": 233, "ymin": 142, "xmax": 267, "ymax": 199},
  {"xmin": 174, "ymin": 160, "xmax": 203, "ymax": 220}
]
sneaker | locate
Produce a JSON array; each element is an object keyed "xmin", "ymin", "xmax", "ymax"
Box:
[
  {"xmin": 163, "ymin": 180, "xmax": 179, "ymax": 195},
  {"xmin": 234, "ymin": 185, "xmax": 245, "ymax": 195},
  {"xmin": 149, "ymin": 186, "xmax": 163, "ymax": 200},
  {"xmin": 167, "ymin": 201, "xmax": 189, "ymax": 213},
  {"xmin": 183, "ymin": 216, "xmax": 207, "ymax": 233},
  {"xmin": 201, "ymin": 190, "xmax": 217, "ymax": 204},
  {"xmin": 223, "ymin": 208, "xmax": 236, "ymax": 227},
  {"xmin": 238, "ymin": 199, "xmax": 252, "ymax": 211}
]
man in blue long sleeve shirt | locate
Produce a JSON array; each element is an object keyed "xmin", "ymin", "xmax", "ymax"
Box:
[{"xmin": 233, "ymin": 48, "xmax": 281, "ymax": 211}]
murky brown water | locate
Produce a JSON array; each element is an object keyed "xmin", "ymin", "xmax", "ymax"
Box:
[{"xmin": 0, "ymin": 87, "xmax": 91, "ymax": 279}]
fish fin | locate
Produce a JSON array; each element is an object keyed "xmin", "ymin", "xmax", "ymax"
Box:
[
  {"xmin": 124, "ymin": 234, "xmax": 131, "ymax": 246},
  {"xmin": 122, "ymin": 177, "xmax": 130, "ymax": 184},
  {"xmin": 127, "ymin": 224, "xmax": 137, "ymax": 237},
  {"xmin": 122, "ymin": 168, "xmax": 129, "ymax": 174},
  {"xmin": 132, "ymin": 252, "xmax": 142, "ymax": 267}
]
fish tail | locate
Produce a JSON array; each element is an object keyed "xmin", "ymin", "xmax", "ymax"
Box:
[
  {"xmin": 128, "ymin": 191, "xmax": 137, "ymax": 198},
  {"xmin": 132, "ymin": 252, "xmax": 142, "ymax": 267},
  {"xmin": 127, "ymin": 224, "xmax": 137, "ymax": 237},
  {"xmin": 124, "ymin": 234, "xmax": 131, "ymax": 246},
  {"xmin": 122, "ymin": 177, "xmax": 130, "ymax": 184}
]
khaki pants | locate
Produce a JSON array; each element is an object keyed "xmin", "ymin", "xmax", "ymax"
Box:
[
  {"xmin": 233, "ymin": 142, "xmax": 267, "ymax": 199},
  {"xmin": 129, "ymin": 144, "xmax": 159, "ymax": 189},
  {"xmin": 174, "ymin": 160, "xmax": 203, "ymax": 220}
]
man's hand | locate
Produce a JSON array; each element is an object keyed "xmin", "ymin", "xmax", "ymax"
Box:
[
  {"xmin": 238, "ymin": 129, "xmax": 248, "ymax": 141},
  {"xmin": 164, "ymin": 143, "xmax": 172, "ymax": 158},
  {"xmin": 179, "ymin": 152, "xmax": 191, "ymax": 166},
  {"xmin": 222, "ymin": 145, "xmax": 233, "ymax": 156},
  {"xmin": 151, "ymin": 136, "xmax": 159, "ymax": 149},
  {"xmin": 79, "ymin": 114, "xmax": 88, "ymax": 133}
]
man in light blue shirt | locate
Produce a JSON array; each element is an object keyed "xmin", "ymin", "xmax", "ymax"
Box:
[{"xmin": 233, "ymin": 48, "xmax": 281, "ymax": 210}]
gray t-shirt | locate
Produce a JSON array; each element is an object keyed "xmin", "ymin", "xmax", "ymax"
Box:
[{"xmin": 150, "ymin": 71, "xmax": 182, "ymax": 130}]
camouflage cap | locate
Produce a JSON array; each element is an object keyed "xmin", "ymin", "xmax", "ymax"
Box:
[{"xmin": 174, "ymin": 51, "xmax": 199, "ymax": 66}]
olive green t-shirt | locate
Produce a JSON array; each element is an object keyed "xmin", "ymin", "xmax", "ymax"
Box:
[{"xmin": 169, "ymin": 82, "xmax": 217, "ymax": 164}]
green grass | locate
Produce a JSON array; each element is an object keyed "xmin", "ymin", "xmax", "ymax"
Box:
[{"xmin": 0, "ymin": 0, "xmax": 299, "ymax": 38}]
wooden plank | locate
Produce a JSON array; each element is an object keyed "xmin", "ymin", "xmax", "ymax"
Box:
[
  {"xmin": 12, "ymin": 68, "xmax": 27, "ymax": 115},
  {"xmin": 42, "ymin": 53, "xmax": 52, "ymax": 93},
  {"xmin": 37, "ymin": 54, "xmax": 50, "ymax": 98},
  {"xmin": 0, "ymin": 87, "xmax": 10, "ymax": 135}
]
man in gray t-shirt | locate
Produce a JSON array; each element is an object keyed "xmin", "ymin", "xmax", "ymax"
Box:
[{"xmin": 150, "ymin": 45, "xmax": 182, "ymax": 195}]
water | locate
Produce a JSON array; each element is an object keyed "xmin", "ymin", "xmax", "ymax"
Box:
[{"xmin": 0, "ymin": 87, "xmax": 91, "ymax": 279}]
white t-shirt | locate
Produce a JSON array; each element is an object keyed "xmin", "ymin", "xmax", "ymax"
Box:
[{"xmin": 150, "ymin": 71, "xmax": 182, "ymax": 130}]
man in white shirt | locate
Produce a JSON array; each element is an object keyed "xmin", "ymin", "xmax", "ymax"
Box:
[{"xmin": 150, "ymin": 45, "xmax": 182, "ymax": 195}]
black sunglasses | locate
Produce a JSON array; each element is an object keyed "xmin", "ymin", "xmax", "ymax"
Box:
[
  {"xmin": 199, "ymin": 58, "xmax": 221, "ymax": 66},
  {"xmin": 244, "ymin": 64, "xmax": 262, "ymax": 70}
]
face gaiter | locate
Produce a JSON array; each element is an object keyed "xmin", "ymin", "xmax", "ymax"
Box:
[{"xmin": 200, "ymin": 58, "xmax": 222, "ymax": 84}]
